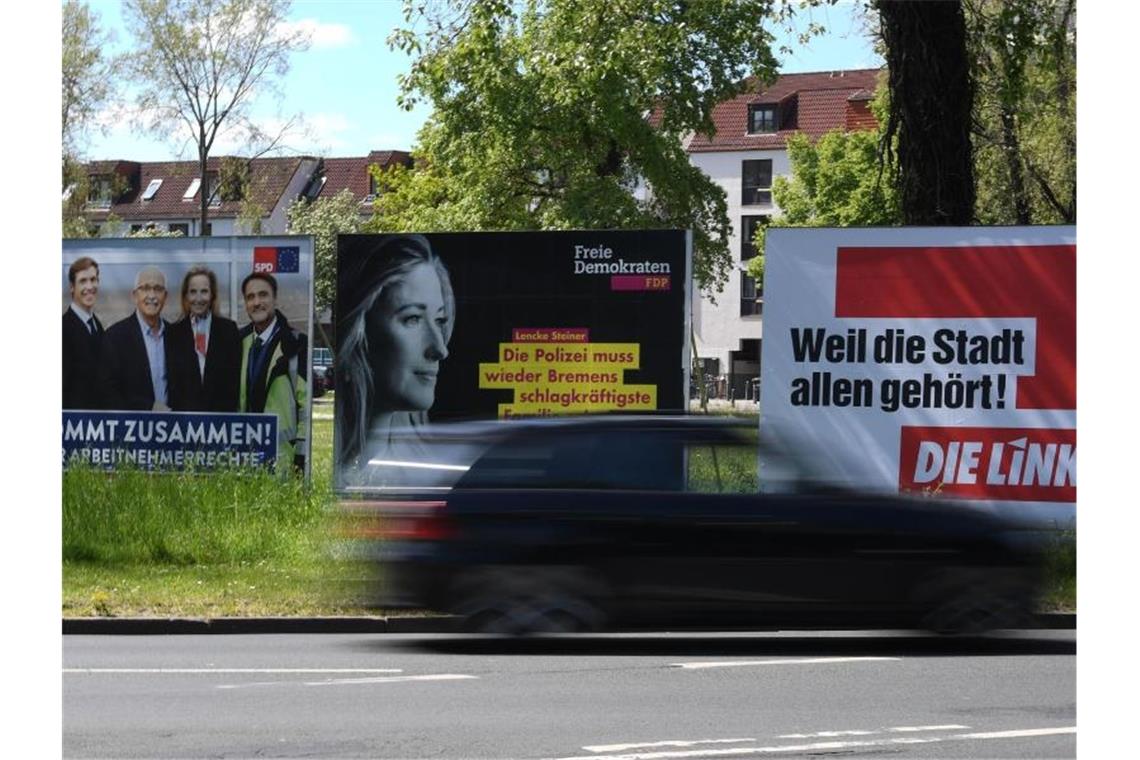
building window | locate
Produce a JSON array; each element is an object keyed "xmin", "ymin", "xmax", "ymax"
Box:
[
  {"xmin": 741, "ymin": 273, "xmax": 763, "ymax": 317},
  {"xmin": 183, "ymin": 178, "xmax": 201, "ymax": 200},
  {"xmin": 206, "ymin": 175, "xmax": 222, "ymax": 207},
  {"xmin": 740, "ymin": 215, "xmax": 768, "ymax": 260},
  {"xmin": 301, "ymin": 173, "xmax": 326, "ymax": 202},
  {"xmin": 88, "ymin": 176, "xmax": 113, "ymax": 209},
  {"xmin": 141, "ymin": 178, "xmax": 163, "ymax": 201},
  {"xmin": 364, "ymin": 171, "xmax": 379, "ymax": 204},
  {"xmin": 747, "ymin": 104, "xmax": 777, "ymax": 134},
  {"xmin": 168, "ymin": 223, "xmax": 189, "ymax": 236},
  {"xmin": 742, "ymin": 160, "xmax": 772, "ymax": 205}
]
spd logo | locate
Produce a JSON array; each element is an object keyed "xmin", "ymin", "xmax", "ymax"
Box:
[{"xmin": 253, "ymin": 246, "xmax": 300, "ymax": 274}]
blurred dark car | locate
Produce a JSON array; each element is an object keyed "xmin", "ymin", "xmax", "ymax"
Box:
[{"xmin": 344, "ymin": 416, "xmax": 1046, "ymax": 635}]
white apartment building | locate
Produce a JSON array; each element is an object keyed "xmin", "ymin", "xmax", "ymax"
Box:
[{"xmin": 686, "ymin": 68, "xmax": 881, "ymax": 399}]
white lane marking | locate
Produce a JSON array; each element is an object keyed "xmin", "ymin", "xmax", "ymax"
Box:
[
  {"xmin": 216, "ymin": 673, "xmax": 478, "ymax": 690},
  {"xmin": 64, "ymin": 668, "xmax": 403, "ymax": 674},
  {"xmin": 777, "ymin": 724, "xmax": 968, "ymax": 739},
  {"xmin": 305, "ymin": 674, "xmax": 478, "ymax": 687},
  {"xmin": 584, "ymin": 739, "xmax": 756, "ymax": 753},
  {"xmin": 776, "ymin": 729, "xmax": 876, "ymax": 738},
  {"xmin": 548, "ymin": 726, "xmax": 1075, "ymax": 760},
  {"xmin": 957, "ymin": 727, "xmax": 1078, "ymax": 740},
  {"xmin": 670, "ymin": 656, "xmax": 899, "ymax": 670}
]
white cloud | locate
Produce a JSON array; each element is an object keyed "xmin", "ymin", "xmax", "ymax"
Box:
[{"xmin": 278, "ymin": 18, "xmax": 354, "ymax": 49}]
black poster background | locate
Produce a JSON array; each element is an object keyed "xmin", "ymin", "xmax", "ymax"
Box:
[{"xmin": 335, "ymin": 230, "xmax": 688, "ymax": 422}]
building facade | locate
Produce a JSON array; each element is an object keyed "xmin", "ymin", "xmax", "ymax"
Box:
[
  {"xmin": 685, "ymin": 68, "xmax": 881, "ymax": 400},
  {"xmin": 75, "ymin": 151, "xmax": 413, "ymax": 237}
]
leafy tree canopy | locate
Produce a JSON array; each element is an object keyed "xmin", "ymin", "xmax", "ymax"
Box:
[
  {"xmin": 745, "ymin": 86, "xmax": 899, "ymax": 286},
  {"xmin": 377, "ymin": 0, "xmax": 797, "ymax": 294},
  {"xmin": 63, "ymin": 0, "xmax": 121, "ymax": 156},
  {"xmin": 287, "ymin": 189, "xmax": 364, "ymax": 315},
  {"xmin": 966, "ymin": 0, "xmax": 1075, "ymax": 224}
]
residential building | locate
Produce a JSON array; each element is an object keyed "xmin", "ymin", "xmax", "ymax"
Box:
[
  {"xmin": 78, "ymin": 156, "xmax": 321, "ymax": 237},
  {"xmin": 75, "ymin": 150, "xmax": 414, "ymax": 237},
  {"xmin": 685, "ymin": 68, "xmax": 882, "ymax": 400},
  {"xmin": 305, "ymin": 150, "xmax": 413, "ymax": 217}
]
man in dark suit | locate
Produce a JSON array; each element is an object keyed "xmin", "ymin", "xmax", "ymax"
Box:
[
  {"xmin": 100, "ymin": 266, "xmax": 176, "ymax": 411},
  {"xmin": 239, "ymin": 272, "xmax": 308, "ymax": 473},
  {"xmin": 62, "ymin": 256, "xmax": 105, "ymax": 409},
  {"xmin": 167, "ymin": 266, "xmax": 241, "ymax": 412}
]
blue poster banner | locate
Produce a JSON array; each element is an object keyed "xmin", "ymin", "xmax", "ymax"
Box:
[{"xmin": 63, "ymin": 411, "xmax": 278, "ymax": 471}]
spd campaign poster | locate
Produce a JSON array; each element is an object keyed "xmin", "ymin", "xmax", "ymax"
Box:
[
  {"xmin": 334, "ymin": 230, "xmax": 690, "ymax": 490},
  {"xmin": 759, "ymin": 226, "xmax": 1075, "ymax": 527},
  {"xmin": 62, "ymin": 237, "xmax": 315, "ymax": 477}
]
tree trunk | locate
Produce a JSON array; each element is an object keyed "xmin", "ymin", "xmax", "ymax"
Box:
[
  {"xmin": 199, "ymin": 147, "xmax": 209, "ymax": 236},
  {"xmin": 878, "ymin": 0, "xmax": 975, "ymax": 225},
  {"xmin": 999, "ymin": 104, "xmax": 1031, "ymax": 224}
]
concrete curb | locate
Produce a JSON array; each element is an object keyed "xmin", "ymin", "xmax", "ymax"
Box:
[{"xmin": 63, "ymin": 613, "xmax": 1074, "ymax": 635}]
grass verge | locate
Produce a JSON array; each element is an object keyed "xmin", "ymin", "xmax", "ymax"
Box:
[{"xmin": 63, "ymin": 397, "xmax": 1074, "ymax": 617}]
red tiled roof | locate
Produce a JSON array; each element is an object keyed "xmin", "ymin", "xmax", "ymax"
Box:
[
  {"xmin": 85, "ymin": 156, "xmax": 307, "ymax": 221},
  {"xmin": 686, "ymin": 68, "xmax": 883, "ymax": 153},
  {"xmin": 317, "ymin": 150, "xmax": 413, "ymax": 201}
]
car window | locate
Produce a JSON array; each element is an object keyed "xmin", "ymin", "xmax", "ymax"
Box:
[
  {"xmin": 457, "ymin": 428, "xmax": 684, "ymax": 491},
  {"xmin": 685, "ymin": 442, "xmax": 758, "ymax": 494}
]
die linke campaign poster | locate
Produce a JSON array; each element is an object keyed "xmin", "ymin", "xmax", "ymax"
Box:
[
  {"xmin": 333, "ymin": 231, "xmax": 690, "ymax": 490},
  {"xmin": 759, "ymin": 227, "xmax": 1075, "ymax": 526},
  {"xmin": 62, "ymin": 237, "xmax": 315, "ymax": 477}
]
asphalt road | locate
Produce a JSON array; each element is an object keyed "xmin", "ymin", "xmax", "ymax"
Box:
[{"xmin": 64, "ymin": 630, "xmax": 1075, "ymax": 759}]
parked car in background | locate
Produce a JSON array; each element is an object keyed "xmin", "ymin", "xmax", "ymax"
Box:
[
  {"xmin": 312, "ymin": 347, "xmax": 334, "ymax": 395},
  {"xmin": 341, "ymin": 415, "xmax": 1047, "ymax": 636}
]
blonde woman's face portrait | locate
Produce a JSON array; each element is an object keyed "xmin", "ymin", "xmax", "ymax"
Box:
[{"xmin": 367, "ymin": 263, "xmax": 450, "ymax": 413}]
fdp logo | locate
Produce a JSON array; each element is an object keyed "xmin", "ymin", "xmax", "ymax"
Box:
[{"xmin": 253, "ymin": 246, "xmax": 300, "ymax": 274}]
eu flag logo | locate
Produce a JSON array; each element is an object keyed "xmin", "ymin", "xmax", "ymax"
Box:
[{"xmin": 253, "ymin": 246, "xmax": 301, "ymax": 274}]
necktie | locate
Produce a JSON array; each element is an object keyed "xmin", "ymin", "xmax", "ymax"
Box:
[
  {"xmin": 248, "ymin": 337, "xmax": 264, "ymax": 387},
  {"xmin": 87, "ymin": 317, "xmax": 96, "ymax": 336},
  {"xmin": 194, "ymin": 323, "xmax": 207, "ymax": 357}
]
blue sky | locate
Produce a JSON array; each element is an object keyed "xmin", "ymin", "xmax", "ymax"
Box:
[{"xmin": 81, "ymin": 0, "xmax": 882, "ymax": 162}]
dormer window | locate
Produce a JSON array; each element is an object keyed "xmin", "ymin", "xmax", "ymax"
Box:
[
  {"xmin": 747, "ymin": 104, "xmax": 777, "ymax": 134},
  {"xmin": 183, "ymin": 178, "xmax": 201, "ymax": 200},
  {"xmin": 206, "ymin": 175, "xmax": 222, "ymax": 207},
  {"xmin": 363, "ymin": 171, "xmax": 379, "ymax": 204},
  {"xmin": 88, "ymin": 176, "xmax": 113, "ymax": 209},
  {"xmin": 301, "ymin": 173, "xmax": 326, "ymax": 202}
]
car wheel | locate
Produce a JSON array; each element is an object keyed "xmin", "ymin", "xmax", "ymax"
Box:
[
  {"xmin": 452, "ymin": 566, "xmax": 608, "ymax": 635},
  {"xmin": 917, "ymin": 569, "xmax": 1036, "ymax": 635}
]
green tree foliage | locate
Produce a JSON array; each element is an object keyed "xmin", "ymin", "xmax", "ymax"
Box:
[
  {"xmin": 123, "ymin": 0, "xmax": 308, "ymax": 235},
  {"xmin": 966, "ymin": 0, "xmax": 1075, "ymax": 224},
  {"xmin": 745, "ymin": 87, "xmax": 899, "ymax": 286},
  {"xmin": 62, "ymin": 0, "xmax": 121, "ymax": 155},
  {"xmin": 379, "ymin": 0, "xmax": 787, "ymax": 295},
  {"xmin": 63, "ymin": 0, "xmax": 122, "ymax": 237},
  {"xmin": 287, "ymin": 189, "xmax": 363, "ymax": 316}
]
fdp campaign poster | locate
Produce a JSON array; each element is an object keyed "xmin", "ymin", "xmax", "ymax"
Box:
[
  {"xmin": 334, "ymin": 230, "xmax": 690, "ymax": 490},
  {"xmin": 759, "ymin": 227, "xmax": 1075, "ymax": 526},
  {"xmin": 62, "ymin": 237, "xmax": 315, "ymax": 477}
]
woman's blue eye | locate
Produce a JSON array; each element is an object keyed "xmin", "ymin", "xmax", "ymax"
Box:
[{"xmin": 401, "ymin": 314, "xmax": 422, "ymax": 326}]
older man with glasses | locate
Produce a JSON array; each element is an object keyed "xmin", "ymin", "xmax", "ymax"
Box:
[{"xmin": 99, "ymin": 266, "xmax": 180, "ymax": 411}]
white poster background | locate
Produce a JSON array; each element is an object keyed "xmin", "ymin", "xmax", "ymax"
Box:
[{"xmin": 759, "ymin": 226, "xmax": 1075, "ymax": 528}]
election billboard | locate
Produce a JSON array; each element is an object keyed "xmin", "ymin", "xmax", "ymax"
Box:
[
  {"xmin": 334, "ymin": 230, "xmax": 690, "ymax": 490},
  {"xmin": 62, "ymin": 237, "xmax": 315, "ymax": 477},
  {"xmin": 759, "ymin": 226, "xmax": 1075, "ymax": 526}
]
